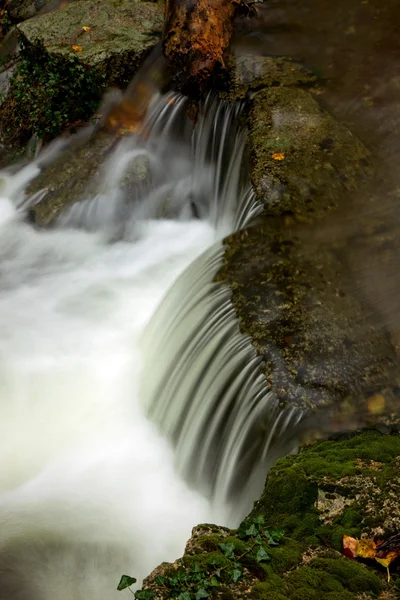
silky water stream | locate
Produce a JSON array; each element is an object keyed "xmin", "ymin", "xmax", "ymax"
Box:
[{"xmin": 0, "ymin": 89, "xmax": 303, "ymax": 599}]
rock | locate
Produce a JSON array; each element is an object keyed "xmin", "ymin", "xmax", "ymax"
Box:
[
  {"xmin": 6, "ymin": 0, "xmax": 49, "ymax": 23},
  {"xmin": 18, "ymin": 0, "xmax": 164, "ymax": 87},
  {"xmin": 26, "ymin": 128, "xmax": 151, "ymax": 225},
  {"xmin": 138, "ymin": 430, "xmax": 400, "ymax": 599},
  {"xmin": 220, "ymin": 55, "xmax": 317, "ymax": 101},
  {"xmin": 248, "ymin": 86, "xmax": 373, "ymax": 218},
  {"xmin": 216, "ymin": 222, "xmax": 400, "ymax": 414}
]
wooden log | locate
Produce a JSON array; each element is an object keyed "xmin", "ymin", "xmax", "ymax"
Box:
[{"xmin": 163, "ymin": 0, "xmax": 254, "ymax": 96}]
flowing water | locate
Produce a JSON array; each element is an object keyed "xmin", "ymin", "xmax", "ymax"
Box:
[{"xmin": 0, "ymin": 90, "xmax": 281, "ymax": 599}]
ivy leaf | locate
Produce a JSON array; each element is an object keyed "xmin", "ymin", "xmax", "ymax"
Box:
[
  {"xmin": 210, "ymin": 576, "xmax": 220, "ymax": 587},
  {"xmin": 178, "ymin": 593, "xmax": 192, "ymax": 600},
  {"xmin": 195, "ymin": 588, "xmax": 209, "ymax": 599},
  {"xmin": 135, "ymin": 591, "xmax": 154, "ymax": 599},
  {"xmin": 245, "ymin": 524, "xmax": 257, "ymax": 537},
  {"xmin": 193, "ymin": 563, "xmax": 201, "ymax": 573},
  {"xmin": 231, "ymin": 569, "xmax": 242, "ymax": 583},
  {"xmin": 219, "ymin": 542, "xmax": 235, "ymax": 559},
  {"xmin": 117, "ymin": 575, "xmax": 137, "ymax": 591},
  {"xmin": 255, "ymin": 534, "xmax": 263, "ymax": 545},
  {"xmin": 254, "ymin": 515, "xmax": 265, "ymax": 526},
  {"xmin": 256, "ymin": 547, "xmax": 270, "ymax": 563},
  {"xmin": 155, "ymin": 575, "xmax": 165, "ymax": 585},
  {"xmin": 268, "ymin": 529, "xmax": 285, "ymax": 544}
]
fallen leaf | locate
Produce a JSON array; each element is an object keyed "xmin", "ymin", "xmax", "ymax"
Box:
[
  {"xmin": 72, "ymin": 45, "xmax": 83, "ymax": 52},
  {"xmin": 342, "ymin": 535, "xmax": 358, "ymax": 559},
  {"xmin": 82, "ymin": 26, "xmax": 91, "ymax": 32},
  {"xmin": 272, "ymin": 152, "xmax": 285, "ymax": 161},
  {"xmin": 357, "ymin": 539, "xmax": 377, "ymax": 560}
]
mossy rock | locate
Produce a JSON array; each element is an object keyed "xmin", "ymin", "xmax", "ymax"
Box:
[
  {"xmin": 248, "ymin": 86, "xmax": 373, "ymax": 219},
  {"xmin": 216, "ymin": 222, "xmax": 400, "ymax": 411},
  {"xmin": 219, "ymin": 55, "xmax": 317, "ymax": 102},
  {"xmin": 251, "ymin": 430, "xmax": 400, "ymax": 546},
  {"xmin": 25, "ymin": 129, "xmax": 150, "ymax": 225},
  {"xmin": 138, "ymin": 431, "xmax": 399, "ymax": 600},
  {"xmin": 18, "ymin": 0, "xmax": 164, "ymax": 87},
  {"xmin": 6, "ymin": 0, "xmax": 49, "ymax": 23}
]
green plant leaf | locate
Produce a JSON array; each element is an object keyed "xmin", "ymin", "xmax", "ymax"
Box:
[
  {"xmin": 245, "ymin": 524, "xmax": 257, "ymax": 537},
  {"xmin": 256, "ymin": 547, "xmax": 270, "ymax": 563},
  {"xmin": 195, "ymin": 588, "xmax": 209, "ymax": 599},
  {"xmin": 210, "ymin": 577, "xmax": 220, "ymax": 587},
  {"xmin": 135, "ymin": 591, "xmax": 154, "ymax": 599},
  {"xmin": 117, "ymin": 575, "xmax": 137, "ymax": 591},
  {"xmin": 254, "ymin": 515, "xmax": 265, "ymax": 526},
  {"xmin": 219, "ymin": 542, "xmax": 235, "ymax": 559},
  {"xmin": 193, "ymin": 563, "xmax": 201, "ymax": 573},
  {"xmin": 268, "ymin": 528, "xmax": 285, "ymax": 543},
  {"xmin": 177, "ymin": 593, "xmax": 192, "ymax": 600},
  {"xmin": 231, "ymin": 569, "xmax": 242, "ymax": 583}
]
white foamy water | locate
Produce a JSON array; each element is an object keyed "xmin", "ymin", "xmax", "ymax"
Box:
[
  {"xmin": 0, "ymin": 193, "xmax": 222, "ymax": 598},
  {"xmin": 0, "ymin": 86, "xmax": 266, "ymax": 600}
]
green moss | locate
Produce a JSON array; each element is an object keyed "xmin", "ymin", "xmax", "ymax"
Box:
[
  {"xmin": 257, "ymin": 461, "xmax": 318, "ymax": 517},
  {"xmin": 309, "ymin": 558, "xmax": 381, "ymax": 595},
  {"xmin": 299, "ymin": 431, "xmax": 400, "ymax": 476},
  {"xmin": 268, "ymin": 539, "xmax": 304, "ymax": 573},
  {"xmin": 0, "ymin": 39, "xmax": 103, "ymax": 145}
]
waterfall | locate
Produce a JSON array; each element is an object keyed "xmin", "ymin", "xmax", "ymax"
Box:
[{"xmin": 0, "ymin": 82, "xmax": 301, "ymax": 600}]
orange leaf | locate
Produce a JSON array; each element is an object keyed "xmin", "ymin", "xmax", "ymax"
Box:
[
  {"xmin": 357, "ymin": 539, "xmax": 377, "ymax": 560},
  {"xmin": 342, "ymin": 535, "xmax": 358, "ymax": 559},
  {"xmin": 72, "ymin": 45, "xmax": 83, "ymax": 52},
  {"xmin": 272, "ymin": 152, "xmax": 285, "ymax": 161},
  {"xmin": 82, "ymin": 26, "xmax": 91, "ymax": 32}
]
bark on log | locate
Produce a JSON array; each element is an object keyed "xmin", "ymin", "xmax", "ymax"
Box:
[{"xmin": 163, "ymin": 0, "xmax": 252, "ymax": 96}]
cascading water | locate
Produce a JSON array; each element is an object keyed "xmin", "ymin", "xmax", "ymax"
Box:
[{"xmin": 0, "ymin": 80, "xmax": 301, "ymax": 600}]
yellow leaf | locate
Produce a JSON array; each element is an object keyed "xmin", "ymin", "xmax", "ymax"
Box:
[
  {"xmin": 357, "ymin": 539, "xmax": 376, "ymax": 559},
  {"xmin": 272, "ymin": 152, "xmax": 285, "ymax": 161},
  {"xmin": 375, "ymin": 558, "xmax": 391, "ymax": 582},
  {"xmin": 72, "ymin": 45, "xmax": 83, "ymax": 52},
  {"xmin": 82, "ymin": 26, "xmax": 91, "ymax": 32}
]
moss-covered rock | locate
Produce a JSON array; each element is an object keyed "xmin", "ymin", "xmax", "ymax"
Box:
[
  {"xmin": 18, "ymin": 0, "xmax": 164, "ymax": 87},
  {"xmin": 248, "ymin": 86, "xmax": 373, "ymax": 218},
  {"xmin": 6, "ymin": 0, "xmax": 49, "ymax": 23},
  {"xmin": 216, "ymin": 221, "xmax": 400, "ymax": 412},
  {"xmin": 251, "ymin": 430, "xmax": 400, "ymax": 546},
  {"xmin": 0, "ymin": 40, "xmax": 103, "ymax": 144},
  {"xmin": 138, "ymin": 431, "xmax": 399, "ymax": 600},
  {"xmin": 219, "ymin": 55, "xmax": 317, "ymax": 102},
  {"xmin": 25, "ymin": 128, "xmax": 150, "ymax": 225}
]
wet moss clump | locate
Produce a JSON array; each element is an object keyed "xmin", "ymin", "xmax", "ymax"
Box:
[
  {"xmin": 251, "ymin": 430, "xmax": 400, "ymax": 549},
  {"xmin": 0, "ymin": 40, "xmax": 103, "ymax": 145}
]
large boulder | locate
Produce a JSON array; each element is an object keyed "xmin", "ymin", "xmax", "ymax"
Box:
[
  {"xmin": 216, "ymin": 221, "xmax": 400, "ymax": 414},
  {"xmin": 18, "ymin": 0, "xmax": 164, "ymax": 86},
  {"xmin": 137, "ymin": 430, "xmax": 400, "ymax": 600}
]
